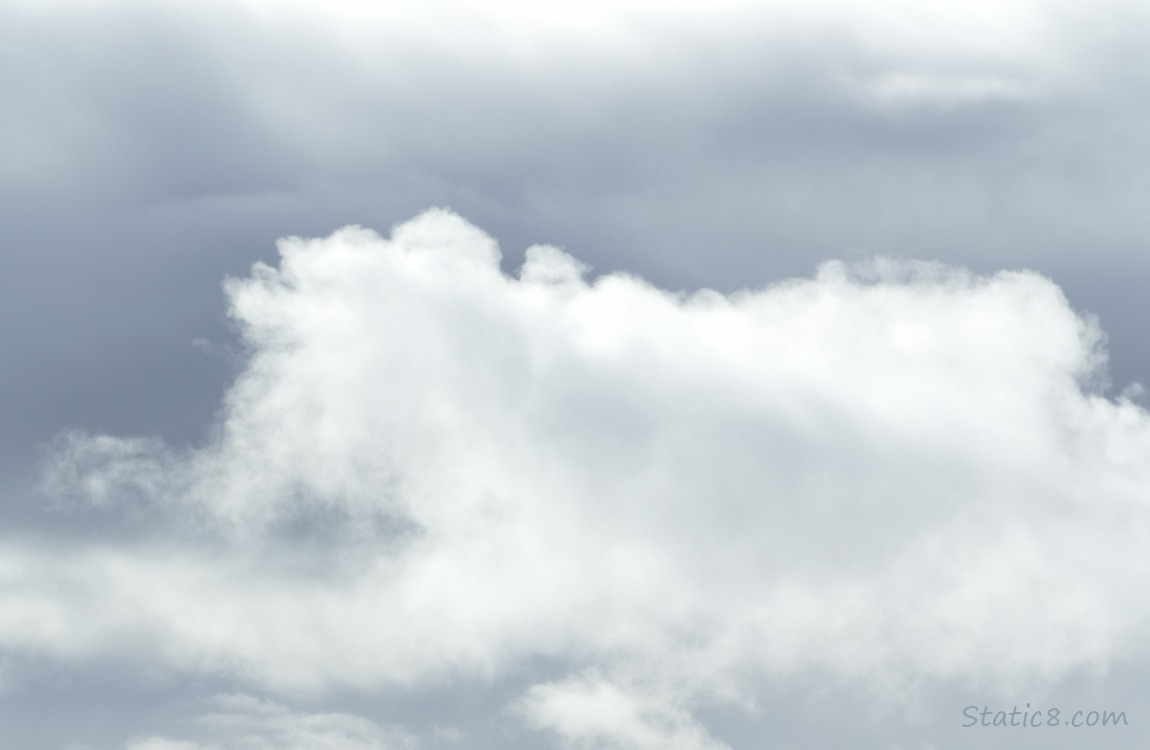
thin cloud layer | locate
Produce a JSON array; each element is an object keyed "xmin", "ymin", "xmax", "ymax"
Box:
[
  {"xmin": 125, "ymin": 693, "xmax": 416, "ymax": 750},
  {"xmin": 24, "ymin": 209, "xmax": 1150, "ymax": 746}
]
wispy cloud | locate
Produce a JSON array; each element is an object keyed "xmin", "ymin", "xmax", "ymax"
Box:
[{"xmin": 125, "ymin": 693, "xmax": 416, "ymax": 750}]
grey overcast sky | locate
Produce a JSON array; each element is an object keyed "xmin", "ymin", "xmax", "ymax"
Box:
[{"xmin": 3, "ymin": 1, "xmax": 1150, "ymax": 748}]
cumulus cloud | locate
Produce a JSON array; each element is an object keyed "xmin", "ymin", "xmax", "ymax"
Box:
[{"xmin": 22, "ymin": 209, "xmax": 1150, "ymax": 744}]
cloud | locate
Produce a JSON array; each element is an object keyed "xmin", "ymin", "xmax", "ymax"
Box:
[
  {"xmin": 516, "ymin": 674, "xmax": 730, "ymax": 750},
  {"xmin": 22, "ymin": 209, "xmax": 1150, "ymax": 744},
  {"xmin": 7, "ymin": 0, "xmax": 1150, "ymax": 500},
  {"xmin": 7, "ymin": 1, "xmax": 1150, "ymax": 746},
  {"xmin": 125, "ymin": 693, "xmax": 416, "ymax": 750},
  {"xmin": 832, "ymin": 71, "xmax": 1037, "ymax": 112}
]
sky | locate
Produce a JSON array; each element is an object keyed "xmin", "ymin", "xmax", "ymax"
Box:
[{"xmin": 3, "ymin": 0, "xmax": 1150, "ymax": 748}]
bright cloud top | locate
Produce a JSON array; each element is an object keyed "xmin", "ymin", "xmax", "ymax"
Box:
[{"xmin": 26, "ymin": 209, "xmax": 1150, "ymax": 747}]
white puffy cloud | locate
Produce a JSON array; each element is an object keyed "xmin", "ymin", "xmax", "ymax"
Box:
[{"xmin": 21, "ymin": 209, "xmax": 1150, "ymax": 744}]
